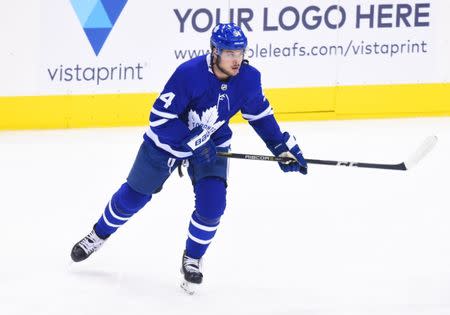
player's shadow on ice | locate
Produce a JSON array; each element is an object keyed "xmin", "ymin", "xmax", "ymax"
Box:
[
  {"xmin": 67, "ymin": 267, "xmax": 174, "ymax": 296},
  {"xmin": 67, "ymin": 268, "xmax": 120, "ymax": 283}
]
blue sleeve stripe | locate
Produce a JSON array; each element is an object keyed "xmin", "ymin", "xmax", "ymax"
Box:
[
  {"xmin": 151, "ymin": 108, "xmax": 178, "ymax": 119},
  {"xmin": 242, "ymin": 106, "xmax": 274, "ymax": 121}
]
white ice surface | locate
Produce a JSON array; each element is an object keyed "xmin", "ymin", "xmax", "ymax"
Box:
[{"xmin": 0, "ymin": 117, "xmax": 449, "ymax": 315}]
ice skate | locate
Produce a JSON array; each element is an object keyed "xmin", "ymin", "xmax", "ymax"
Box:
[
  {"xmin": 180, "ymin": 250, "xmax": 203, "ymax": 295},
  {"xmin": 71, "ymin": 228, "xmax": 106, "ymax": 262}
]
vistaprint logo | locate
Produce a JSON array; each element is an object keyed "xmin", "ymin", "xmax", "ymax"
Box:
[
  {"xmin": 47, "ymin": 0, "xmax": 145, "ymax": 86},
  {"xmin": 70, "ymin": 0, "xmax": 128, "ymax": 56}
]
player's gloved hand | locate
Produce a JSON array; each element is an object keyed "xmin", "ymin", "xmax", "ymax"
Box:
[
  {"xmin": 267, "ymin": 132, "xmax": 308, "ymax": 175},
  {"xmin": 183, "ymin": 126, "xmax": 217, "ymax": 165}
]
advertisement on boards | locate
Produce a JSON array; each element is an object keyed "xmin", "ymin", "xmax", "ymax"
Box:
[{"xmin": 2, "ymin": 0, "xmax": 448, "ymax": 96}]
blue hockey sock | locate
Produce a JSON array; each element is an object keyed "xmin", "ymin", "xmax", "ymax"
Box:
[
  {"xmin": 185, "ymin": 177, "xmax": 226, "ymax": 259},
  {"xmin": 94, "ymin": 183, "xmax": 151, "ymax": 239},
  {"xmin": 186, "ymin": 211, "xmax": 220, "ymax": 259}
]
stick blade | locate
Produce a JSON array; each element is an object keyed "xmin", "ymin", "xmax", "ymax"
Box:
[{"xmin": 404, "ymin": 135, "xmax": 438, "ymax": 170}]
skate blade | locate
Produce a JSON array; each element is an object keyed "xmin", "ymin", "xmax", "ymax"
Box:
[{"xmin": 180, "ymin": 280, "xmax": 200, "ymax": 295}]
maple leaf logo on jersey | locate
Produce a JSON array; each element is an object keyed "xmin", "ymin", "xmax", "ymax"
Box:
[
  {"xmin": 188, "ymin": 105, "xmax": 225, "ymax": 134},
  {"xmin": 188, "ymin": 93, "xmax": 228, "ymax": 134}
]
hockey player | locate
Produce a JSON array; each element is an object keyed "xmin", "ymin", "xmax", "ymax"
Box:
[{"xmin": 70, "ymin": 23, "xmax": 307, "ymax": 294}]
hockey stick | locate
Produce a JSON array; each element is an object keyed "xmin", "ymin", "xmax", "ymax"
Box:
[{"xmin": 217, "ymin": 136, "xmax": 438, "ymax": 171}]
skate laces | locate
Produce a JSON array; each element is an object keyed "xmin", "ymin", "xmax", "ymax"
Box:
[
  {"xmin": 78, "ymin": 230, "xmax": 104, "ymax": 254},
  {"xmin": 183, "ymin": 255, "xmax": 202, "ymax": 273}
]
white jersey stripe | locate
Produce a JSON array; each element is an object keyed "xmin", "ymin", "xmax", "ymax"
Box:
[
  {"xmin": 149, "ymin": 118, "xmax": 169, "ymax": 127},
  {"xmin": 242, "ymin": 106, "xmax": 274, "ymax": 122},
  {"xmin": 217, "ymin": 139, "xmax": 232, "ymax": 148},
  {"xmin": 146, "ymin": 127, "xmax": 192, "ymax": 158},
  {"xmin": 151, "ymin": 108, "xmax": 178, "ymax": 119}
]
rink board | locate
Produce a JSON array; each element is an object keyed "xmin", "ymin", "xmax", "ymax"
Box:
[{"xmin": 0, "ymin": 82, "xmax": 449, "ymax": 130}]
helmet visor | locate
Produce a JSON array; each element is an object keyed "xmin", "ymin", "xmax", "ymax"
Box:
[{"xmin": 217, "ymin": 49, "xmax": 246, "ymax": 60}]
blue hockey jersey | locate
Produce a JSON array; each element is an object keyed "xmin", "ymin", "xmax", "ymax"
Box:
[{"xmin": 144, "ymin": 54, "xmax": 284, "ymax": 158}]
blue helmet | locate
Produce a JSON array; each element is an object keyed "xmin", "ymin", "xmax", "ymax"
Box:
[{"xmin": 210, "ymin": 23, "xmax": 248, "ymax": 53}]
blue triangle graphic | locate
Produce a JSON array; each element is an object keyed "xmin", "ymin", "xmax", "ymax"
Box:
[
  {"xmin": 84, "ymin": 28, "xmax": 112, "ymax": 55},
  {"xmin": 70, "ymin": 0, "xmax": 99, "ymax": 26},
  {"xmin": 101, "ymin": 0, "xmax": 128, "ymax": 25},
  {"xmin": 84, "ymin": 1, "xmax": 112, "ymax": 28}
]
